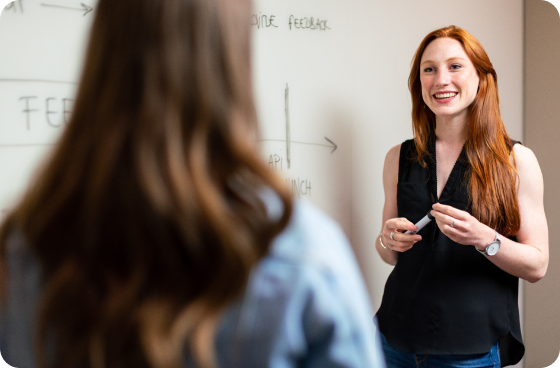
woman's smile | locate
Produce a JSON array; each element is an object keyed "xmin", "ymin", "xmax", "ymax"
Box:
[{"xmin": 433, "ymin": 91, "xmax": 459, "ymax": 103}]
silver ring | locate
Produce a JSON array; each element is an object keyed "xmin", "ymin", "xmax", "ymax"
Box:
[
  {"xmin": 450, "ymin": 219, "xmax": 455, "ymax": 228},
  {"xmin": 390, "ymin": 231, "xmax": 396, "ymax": 241}
]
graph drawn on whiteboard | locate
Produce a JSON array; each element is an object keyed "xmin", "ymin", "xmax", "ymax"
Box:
[{"xmin": 260, "ymin": 83, "xmax": 338, "ymax": 169}]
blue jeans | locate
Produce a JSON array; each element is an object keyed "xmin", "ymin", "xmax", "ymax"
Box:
[{"xmin": 381, "ymin": 333, "xmax": 501, "ymax": 368}]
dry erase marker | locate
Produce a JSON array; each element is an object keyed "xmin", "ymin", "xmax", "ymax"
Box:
[{"xmin": 404, "ymin": 210, "xmax": 434, "ymax": 234}]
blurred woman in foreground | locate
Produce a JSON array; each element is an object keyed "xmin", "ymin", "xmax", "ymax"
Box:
[{"xmin": 0, "ymin": 0, "xmax": 384, "ymax": 367}]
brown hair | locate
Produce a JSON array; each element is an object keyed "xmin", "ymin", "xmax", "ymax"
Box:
[
  {"xmin": 0, "ymin": 0, "xmax": 292, "ymax": 367},
  {"xmin": 408, "ymin": 25, "xmax": 520, "ymax": 236}
]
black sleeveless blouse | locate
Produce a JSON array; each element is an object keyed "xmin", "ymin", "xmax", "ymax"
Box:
[{"xmin": 376, "ymin": 139, "xmax": 524, "ymax": 366}]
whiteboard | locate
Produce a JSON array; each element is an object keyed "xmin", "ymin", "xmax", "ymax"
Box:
[
  {"xmin": 0, "ymin": 0, "xmax": 354, "ymax": 232},
  {"xmin": 0, "ymin": 0, "xmax": 90, "ymax": 214},
  {"xmin": 252, "ymin": 0, "xmax": 354, "ymax": 234},
  {"xmin": 0, "ymin": 0, "xmax": 357, "ymax": 238}
]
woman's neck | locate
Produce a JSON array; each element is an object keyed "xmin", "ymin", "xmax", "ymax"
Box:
[{"xmin": 434, "ymin": 113, "xmax": 468, "ymax": 146}]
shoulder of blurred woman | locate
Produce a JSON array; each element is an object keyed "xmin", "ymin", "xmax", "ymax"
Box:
[
  {"xmin": 215, "ymin": 197, "xmax": 381, "ymax": 367},
  {"xmin": 267, "ymin": 199, "xmax": 354, "ymax": 268},
  {"xmin": 258, "ymin": 190, "xmax": 367, "ymax": 302},
  {"xmin": 259, "ymin": 186, "xmax": 352, "ymax": 262}
]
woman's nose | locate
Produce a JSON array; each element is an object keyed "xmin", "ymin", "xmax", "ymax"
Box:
[{"xmin": 435, "ymin": 69, "xmax": 451, "ymax": 86}]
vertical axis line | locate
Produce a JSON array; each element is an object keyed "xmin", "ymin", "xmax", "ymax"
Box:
[{"xmin": 285, "ymin": 83, "xmax": 291, "ymax": 169}]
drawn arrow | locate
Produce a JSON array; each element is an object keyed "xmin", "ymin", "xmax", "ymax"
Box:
[
  {"xmin": 259, "ymin": 137, "xmax": 338, "ymax": 153},
  {"xmin": 41, "ymin": 2, "xmax": 93, "ymax": 16},
  {"xmin": 324, "ymin": 137, "xmax": 337, "ymax": 153}
]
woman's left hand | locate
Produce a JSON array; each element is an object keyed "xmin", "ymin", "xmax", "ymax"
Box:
[{"xmin": 431, "ymin": 203, "xmax": 494, "ymax": 249}]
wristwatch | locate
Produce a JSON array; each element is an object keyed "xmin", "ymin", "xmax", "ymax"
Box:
[{"xmin": 476, "ymin": 231, "xmax": 501, "ymax": 256}]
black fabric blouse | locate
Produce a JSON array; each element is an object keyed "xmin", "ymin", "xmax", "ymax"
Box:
[{"xmin": 376, "ymin": 138, "xmax": 524, "ymax": 366}]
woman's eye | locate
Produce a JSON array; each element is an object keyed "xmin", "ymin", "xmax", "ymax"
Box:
[
  {"xmin": 451, "ymin": 64, "xmax": 462, "ymax": 70},
  {"xmin": 423, "ymin": 67, "xmax": 434, "ymax": 73}
]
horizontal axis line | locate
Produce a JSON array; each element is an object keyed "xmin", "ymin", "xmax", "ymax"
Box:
[{"xmin": 258, "ymin": 139, "xmax": 332, "ymax": 148}]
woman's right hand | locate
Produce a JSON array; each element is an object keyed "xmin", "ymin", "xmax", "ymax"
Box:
[
  {"xmin": 381, "ymin": 217, "xmax": 422, "ymax": 252},
  {"xmin": 377, "ymin": 144, "xmax": 421, "ymax": 265}
]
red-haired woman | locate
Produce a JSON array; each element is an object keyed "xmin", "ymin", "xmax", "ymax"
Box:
[{"xmin": 375, "ymin": 25, "xmax": 548, "ymax": 367}]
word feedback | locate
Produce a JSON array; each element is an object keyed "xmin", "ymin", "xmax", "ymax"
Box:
[
  {"xmin": 251, "ymin": 13, "xmax": 331, "ymax": 31},
  {"xmin": 288, "ymin": 16, "xmax": 330, "ymax": 31}
]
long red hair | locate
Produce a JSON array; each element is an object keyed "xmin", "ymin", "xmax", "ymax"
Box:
[{"xmin": 408, "ymin": 25, "xmax": 520, "ymax": 236}]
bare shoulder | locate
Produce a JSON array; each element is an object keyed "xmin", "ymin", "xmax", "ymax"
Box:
[
  {"xmin": 512, "ymin": 144, "xmax": 547, "ymax": 252},
  {"xmin": 383, "ymin": 144, "xmax": 401, "ymax": 187},
  {"xmin": 384, "ymin": 144, "xmax": 401, "ymax": 169},
  {"xmin": 513, "ymin": 144, "xmax": 544, "ymax": 203},
  {"xmin": 513, "ymin": 144, "xmax": 542, "ymax": 178}
]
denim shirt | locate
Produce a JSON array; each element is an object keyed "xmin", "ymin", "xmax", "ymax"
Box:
[{"xmin": 0, "ymin": 199, "xmax": 385, "ymax": 368}]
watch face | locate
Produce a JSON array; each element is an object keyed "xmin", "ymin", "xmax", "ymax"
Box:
[{"xmin": 487, "ymin": 241, "xmax": 500, "ymax": 256}]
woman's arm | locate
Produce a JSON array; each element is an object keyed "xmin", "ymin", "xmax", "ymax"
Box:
[
  {"xmin": 376, "ymin": 144, "xmax": 421, "ymax": 265},
  {"xmin": 431, "ymin": 144, "xmax": 548, "ymax": 282}
]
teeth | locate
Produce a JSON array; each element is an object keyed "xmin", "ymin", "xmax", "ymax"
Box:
[{"xmin": 435, "ymin": 92, "xmax": 458, "ymax": 99}]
